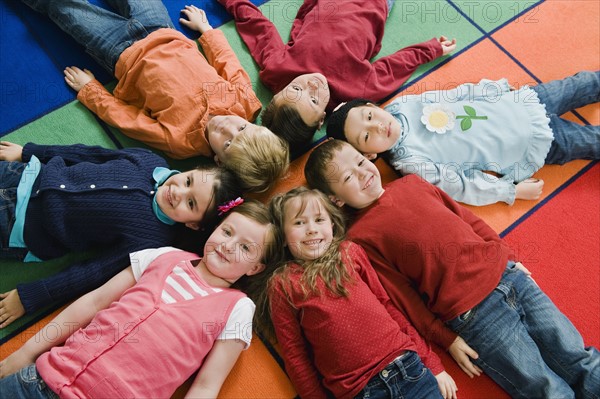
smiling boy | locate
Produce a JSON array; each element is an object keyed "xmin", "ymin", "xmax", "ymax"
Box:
[{"xmin": 304, "ymin": 139, "xmax": 600, "ymax": 398}]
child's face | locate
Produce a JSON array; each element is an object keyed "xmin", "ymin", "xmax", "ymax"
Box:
[
  {"xmin": 283, "ymin": 196, "xmax": 334, "ymax": 261},
  {"xmin": 201, "ymin": 212, "xmax": 268, "ymax": 283},
  {"xmin": 326, "ymin": 144, "xmax": 384, "ymax": 209},
  {"xmin": 344, "ymin": 104, "xmax": 402, "ymax": 156},
  {"xmin": 276, "ymin": 73, "xmax": 330, "ymax": 127},
  {"xmin": 207, "ymin": 115, "xmax": 259, "ymax": 164},
  {"xmin": 156, "ymin": 169, "xmax": 215, "ymax": 229}
]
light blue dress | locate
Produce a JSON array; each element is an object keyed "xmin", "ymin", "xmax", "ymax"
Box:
[{"xmin": 384, "ymin": 79, "xmax": 553, "ymax": 205}]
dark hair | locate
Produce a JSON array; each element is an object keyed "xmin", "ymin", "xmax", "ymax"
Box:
[
  {"xmin": 172, "ymin": 164, "xmax": 243, "ymax": 252},
  {"xmin": 261, "ymin": 97, "xmax": 319, "ymax": 151},
  {"xmin": 304, "ymin": 139, "xmax": 350, "ymax": 195},
  {"xmin": 325, "ymin": 99, "xmax": 372, "ymax": 141}
]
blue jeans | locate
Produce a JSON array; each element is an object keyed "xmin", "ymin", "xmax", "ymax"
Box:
[
  {"xmin": 354, "ymin": 351, "xmax": 442, "ymax": 399},
  {"xmin": 21, "ymin": 0, "xmax": 174, "ymax": 73},
  {"xmin": 0, "ymin": 364, "xmax": 59, "ymax": 399},
  {"xmin": 0, "ymin": 161, "xmax": 27, "ymax": 260},
  {"xmin": 446, "ymin": 263, "xmax": 600, "ymax": 399},
  {"xmin": 532, "ymin": 71, "xmax": 600, "ymax": 164}
]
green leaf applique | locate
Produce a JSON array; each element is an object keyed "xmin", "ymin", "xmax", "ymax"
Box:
[{"xmin": 456, "ymin": 106, "xmax": 488, "ymax": 131}]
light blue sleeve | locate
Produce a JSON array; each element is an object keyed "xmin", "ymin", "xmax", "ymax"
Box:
[
  {"xmin": 397, "ymin": 78, "xmax": 512, "ymax": 104},
  {"xmin": 390, "ymin": 154, "xmax": 517, "ymax": 206}
]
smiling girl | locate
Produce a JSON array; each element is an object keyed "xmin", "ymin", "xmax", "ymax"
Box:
[
  {"xmin": 260, "ymin": 187, "xmax": 456, "ymax": 399},
  {"xmin": 0, "ymin": 200, "xmax": 277, "ymax": 398},
  {"xmin": 0, "ymin": 141, "xmax": 240, "ymax": 329}
]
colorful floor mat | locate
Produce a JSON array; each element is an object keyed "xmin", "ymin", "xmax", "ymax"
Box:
[{"xmin": 1, "ymin": 0, "xmax": 599, "ymax": 398}]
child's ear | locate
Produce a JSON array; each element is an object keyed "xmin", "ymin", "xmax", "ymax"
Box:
[
  {"xmin": 317, "ymin": 113, "xmax": 326, "ymax": 129},
  {"xmin": 213, "ymin": 155, "xmax": 221, "ymax": 166},
  {"xmin": 364, "ymin": 153, "xmax": 377, "ymax": 160},
  {"xmin": 246, "ymin": 263, "xmax": 266, "ymax": 276},
  {"xmin": 328, "ymin": 194, "xmax": 345, "ymax": 208},
  {"xmin": 185, "ymin": 222, "xmax": 200, "ymax": 231}
]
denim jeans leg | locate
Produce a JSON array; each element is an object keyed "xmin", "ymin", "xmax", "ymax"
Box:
[
  {"xmin": 532, "ymin": 71, "xmax": 600, "ymax": 164},
  {"xmin": 0, "ymin": 162, "xmax": 24, "ymax": 255},
  {"xmin": 446, "ymin": 266, "xmax": 575, "ymax": 399},
  {"xmin": 23, "ymin": 0, "xmax": 151, "ymax": 74},
  {"xmin": 533, "ymin": 71, "xmax": 600, "ymax": 116},
  {"xmin": 103, "ymin": 0, "xmax": 174, "ymax": 31},
  {"xmin": 0, "ymin": 364, "xmax": 59, "ymax": 399},
  {"xmin": 386, "ymin": 0, "xmax": 396, "ymax": 17},
  {"xmin": 514, "ymin": 270, "xmax": 600, "ymax": 399}
]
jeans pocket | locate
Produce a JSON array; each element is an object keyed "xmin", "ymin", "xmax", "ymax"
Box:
[
  {"xmin": 18, "ymin": 364, "xmax": 40, "ymax": 384},
  {"xmin": 402, "ymin": 356, "xmax": 428, "ymax": 382}
]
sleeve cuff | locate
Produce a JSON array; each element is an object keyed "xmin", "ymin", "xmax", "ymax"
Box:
[{"xmin": 16, "ymin": 280, "xmax": 52, "ymax": 314}]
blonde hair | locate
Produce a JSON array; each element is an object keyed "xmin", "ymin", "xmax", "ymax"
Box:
[
  {"xmin": 222, "ymin": 126, "xmax": 290, "ymax": 193},
  {"xmin": 257, "ymin": 187, "xmax": 354, "ymax": 341}
]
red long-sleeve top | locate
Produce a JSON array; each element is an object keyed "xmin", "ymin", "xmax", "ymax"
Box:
[
  {"xmin": 220, "ymin": 0, "xmax": 442, "ymax": 110},
  {"xmin": 270, "ymin": 241, "xmax": 444, "ymax": 399},
  {"xmin": 348, "ymin": 176, "xmax": 514, "ymax": 349}
]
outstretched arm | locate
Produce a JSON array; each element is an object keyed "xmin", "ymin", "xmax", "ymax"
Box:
[
  {"xmin": 218, "ymin": 0, "xmax": 285, "ymax": 70},
  {"xmin": 391, "ymin": 155, "xmax": 518, "ymax": 206},
  {"xmin": 185, "ymin": 339, "xmax": 246, "ymax": 398},
  {"xmin": 15, "ymin": 246, "xmax": 136, "ymax": 317},
  {"xmin": 0, "ymin": 267, "xmax": 135, "ymax": 378},
  {"xmin": 364, "ymin": 38, "xmax": 445, "ymax": 100},
  {"xmin": 73, "ymin": 77, "xmax": 207, "ymax": 159}
]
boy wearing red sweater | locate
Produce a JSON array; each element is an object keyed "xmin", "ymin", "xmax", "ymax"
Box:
[
  {"xmin": 305, "ymin": 140, "xmax": 600, "ymax": 399},
  {"xmin": 218, "ymin": 0, "xmax": 456, "ymax": 149}
]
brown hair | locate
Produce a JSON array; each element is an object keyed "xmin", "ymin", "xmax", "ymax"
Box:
[
  {"xmin": 222, "ymin": 126, "xmax": 290, "ymax": 193},
  {"xmin": 261, "ymin": 97, "xmax": 319, "ymax": 149},
  {"xmin": 304, "ymin": 139, "xmax": 350, "ymax": 195}
]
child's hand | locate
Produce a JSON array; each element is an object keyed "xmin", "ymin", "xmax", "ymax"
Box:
[
  {"xmin": 180, "ymin": 5, "xmax": 213, "ymax": 34},
  {"xmin": 515, "ymin": 178, "xmax": 544, "ymax": 200},
  {"xmin": 64, "ymin": 66, "xmax": 95, "ymax": 92},
  {"xmin": 0, "ymin": 348, "xmax": 35, "ymax": 378},
  {"xmin": 439, "ymin": 36, "xmax": 457, "ymax": 56},
  {"xmin": 0, "ymin": 289, "xmax": 25, "ymax": 329},
  {"xmin": 448, "ymin": 336, "xmax": 482, "ymax": 378},
  {"xmin": 0, "ymin": 141, "xmax": 23, "ymax": 162},
  {"xmin": 435, "ymin": 371, "xmax": 458, "ymax": 399}
]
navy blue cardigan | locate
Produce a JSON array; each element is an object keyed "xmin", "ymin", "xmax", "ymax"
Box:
[{"xmin": 18, "ymin": 143, "xmax": 176, "ymax": 313}]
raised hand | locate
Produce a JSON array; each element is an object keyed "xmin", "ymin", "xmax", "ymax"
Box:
[
  {"xmin": 180, "ymin": 5, "xmax": 213, "ymax": 34},
  {"xmin": 64, "ymin": 66, "xmax": 95, "ymax": 92}
]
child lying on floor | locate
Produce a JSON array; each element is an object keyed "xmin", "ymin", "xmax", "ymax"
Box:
[
  {"xmin": 0, "ymin": 140, "xmax": 239, "ymax": 328},
  {"xmin": 218, "ymin": 0, "xmax": 455, "ymax": 150},
  {"xmin": 0, "ymin": 200, "xmax": 277, "ymax": 399},
  {"xmin": 305, "ymin": 139, "xmax": 600, "ymax": 398},
  {"xmin": 22, "ymin": 1, "xmax": 289, "ymax": 192},
  {"xmin": 326, "ymin": 71, "xmax": 600, "ymax": 205}
]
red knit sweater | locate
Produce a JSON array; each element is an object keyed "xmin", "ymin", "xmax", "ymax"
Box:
[
  {"xmin": 348, "ymin": 176, "xmax": 514, "ymax": 349},
  {"xmin": 270, "ymin": 241, "xmax": 444, "ymax": 399},
  {"xmin": 220, "ymin": 0, "xmax": 442, "ymax": 110}
]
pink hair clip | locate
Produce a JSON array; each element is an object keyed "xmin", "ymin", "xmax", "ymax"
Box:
[{"xmin": 218, "ymin": 197, "xmax": 244, "ymax": 216}]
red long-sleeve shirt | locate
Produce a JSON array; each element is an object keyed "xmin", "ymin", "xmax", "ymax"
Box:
[
  {"xmin": 221, "ymin": 0, "xmax": 442, "ymax": 110},
  {"xmin": 270, "ymin": 241, "xmax": 444, "ymax": 399},
  {"xmin": 348, "ymin": 175, "xmax": 514, "ymax": 349}
]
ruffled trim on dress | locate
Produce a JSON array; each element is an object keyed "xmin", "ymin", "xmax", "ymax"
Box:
[{"xmin": 512, "ymin": 86, "xmax": 553, "ymax": 182}]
